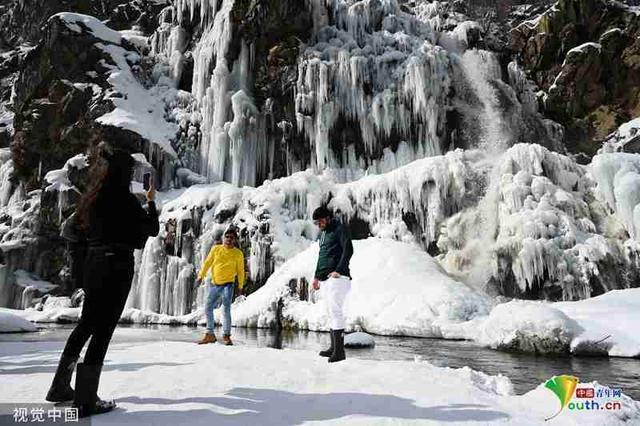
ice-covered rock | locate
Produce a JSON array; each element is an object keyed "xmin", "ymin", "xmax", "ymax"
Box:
[
  {"xmin": 438, "ymin": 144, "xmax": 640, "ymax": 301},
  {"xmin": 344, "ymin": 331, "xmax": 375, "ymax": 348},
  {"xmin": 476, "ymin": 300, "xmax": 583, "ymax": 354}
]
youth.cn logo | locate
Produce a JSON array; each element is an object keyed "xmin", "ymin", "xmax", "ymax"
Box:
[
  {"xmin": 544, "ymin": 375, "xmax": 579, "ymax": 421},
  {"xmin": 543, "ymin": 375, "xmax": 623, "ymax": 421}
]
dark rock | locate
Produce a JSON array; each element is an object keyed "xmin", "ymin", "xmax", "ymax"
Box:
[{"xmin": 510, "ymin": 0, "xmax": 640, "ymax": 158}]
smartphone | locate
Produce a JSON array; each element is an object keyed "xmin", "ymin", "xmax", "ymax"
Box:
[{"xmin": 143, "ymin": 172, "xmax": 152, "ymax": 190}]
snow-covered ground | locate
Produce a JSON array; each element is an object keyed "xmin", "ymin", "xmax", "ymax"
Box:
[{"xmin": 1, "ymin": 340, "xmax": 638, "ymax": 425}]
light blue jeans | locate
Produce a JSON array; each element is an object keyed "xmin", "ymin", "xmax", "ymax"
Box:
[{"xmin": 205, "ymin": 283, "xmax": 234, "ymax": 336}]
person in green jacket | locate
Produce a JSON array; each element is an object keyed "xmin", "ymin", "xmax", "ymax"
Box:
[{"xmin": 311, "ymin": 206, "xmax": 353, "ymax": 363}]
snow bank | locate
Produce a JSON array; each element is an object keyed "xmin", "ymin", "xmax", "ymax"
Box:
[
  {"xmin": 1, "ymin": 340, "xmax": 638, "ymax": 425},
  {"xmin": 18, "ymin": 307, "xmax": 80, "ymax": 323},
  {"xmin": 233, "ymin": 238, "xmax": 491, "ymax": 336},
  {"xmin": 554, "ymin": 289, "xmax": 640, "ymax": 357},
  {"xmin": 22, "ymin": 286, "xmax": 640, "ymax": 358},
  {"xmin": 0, "ymin": 309, "xmax": 37, "ymax": 332},
  {"xmin": 467, "ymin": 288, "xmax": 640, "ymax": 357},
  {"xmin": 475, "ymin": 301, "xmax": 583, "ymax": 354}
]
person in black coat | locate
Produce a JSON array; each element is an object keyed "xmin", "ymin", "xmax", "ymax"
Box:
[
  {"xmin": 46, "ymin": 144, "xmax": 159, "ymax": 417},
  {"xmin": 312, "ymin": 206, "xmax": 353, "ymax": 363}
]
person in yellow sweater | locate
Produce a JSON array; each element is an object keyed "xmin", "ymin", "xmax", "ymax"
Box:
[{"xmin": 196, "ymin": 228, "xmax": 245, "ymax": 345}]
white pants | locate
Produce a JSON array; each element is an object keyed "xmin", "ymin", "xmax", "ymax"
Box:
[{"xmin": 322, "ymin": 276, "xmax": 351, "ymax": 330}]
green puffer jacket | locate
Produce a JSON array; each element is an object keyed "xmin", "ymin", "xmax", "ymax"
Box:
[{"xmin": 314, "ymin": 219, "xmax": 353, "ymax": 281}]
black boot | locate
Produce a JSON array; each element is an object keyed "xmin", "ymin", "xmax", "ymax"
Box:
[
  {"xmin": 73, "ymin": 363, "xmax": 116, "ymax": 418},
  {"xmin": 319, "ymin": 331, "xmax": 335, "ymax": 357},
  {"xmin": 46, "ymin": 354, "xmax": 78, "ymax": 402},
  {"xmin": 328, "ymin": 329, "xmax": 346, "ymax": 363}
]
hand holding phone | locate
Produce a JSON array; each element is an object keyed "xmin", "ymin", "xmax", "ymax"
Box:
[
  {"xmin": 143, "ymin": 173, "xmax": 155, "ymax": 202},
  {"xmin": 143, "ymin": 172, "xmax": 152, "ymax": 190}
]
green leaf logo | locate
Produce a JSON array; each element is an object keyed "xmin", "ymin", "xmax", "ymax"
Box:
[{"xmin": 544, "ymin": 375, "xmax": 579, "ymax": 421}]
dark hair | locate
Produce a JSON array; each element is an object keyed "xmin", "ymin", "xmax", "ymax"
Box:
[
  {"xmin": 312, "ymin": 206, "xmax": 332, "ymax": 220},
  {"xmin": 224, "ymin": 228, "xmax": 238, "ymax": 238},
  {"xmin": 76, "ymin": 143, "xmax": 135, "ymax": 229}
]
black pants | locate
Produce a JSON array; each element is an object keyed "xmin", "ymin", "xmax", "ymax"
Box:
[{"xmin": 62, "ymin": 249, "xmax": 134, "ymax": 365}]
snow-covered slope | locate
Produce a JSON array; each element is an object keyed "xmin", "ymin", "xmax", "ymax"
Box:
[{"xmin": 232, "ymin": 238, "xmax": 491, "ymax": 335}]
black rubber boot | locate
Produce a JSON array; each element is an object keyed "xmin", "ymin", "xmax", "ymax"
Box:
[
  {"xmin": 328, "ymin": 329, "xmax": 346, "ymax": 363},
  {"xmin": 46, "ymin": 354, "xmax": 78, "ymax": 402},
  {"xmin": 73, "ymin": 363, "xmax": 116, "ymax": 418},
  {"xmin": 319, "ymin": 331, "xmax": 335, "ymax": 357}
]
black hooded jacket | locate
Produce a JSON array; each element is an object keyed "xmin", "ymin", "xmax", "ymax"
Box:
[{"xmin": 87, "ymin": 190, "xmax": 159, "ymax": 250}]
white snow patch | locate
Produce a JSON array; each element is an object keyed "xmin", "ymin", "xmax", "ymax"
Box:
[
  {"xmin": 14, "ymin": 270, "xmax": 58, "ymax": 293},
  {"xmin": 97, "ymin": 42, "xmax": 178, "ymax": 157},
  {"xmin": 119, "ymin": 29, "xmax": 149, "ymax": 51},
  {"xmin": 0, "ymin": 309, "xmax": 37, "ymax": 332},
  {"xmin": 53, "ymin": 12, "xmax": 122, "ymax": 44},
  {"xmin": 44, "ymin": 154, "xmax": 89, "ymax": 193}
]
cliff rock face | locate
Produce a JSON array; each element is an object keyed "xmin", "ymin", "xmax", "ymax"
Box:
[{"xmin": 510, "ymin": 0, "xmax": 640, "ymax": 158}]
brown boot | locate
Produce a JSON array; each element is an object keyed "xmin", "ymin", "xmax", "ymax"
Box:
[
  {"xmin": 197, "ymin": 333, "xmax": 216, "ymax": 344},
  {"xmin": 222, "ymin": 335, "xmax": 233, "ymax": 346}
]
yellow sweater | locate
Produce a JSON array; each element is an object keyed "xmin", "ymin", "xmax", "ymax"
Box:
[{"xmin": 198, "ymin": 245, "xmax": 245, "ymax": 289}]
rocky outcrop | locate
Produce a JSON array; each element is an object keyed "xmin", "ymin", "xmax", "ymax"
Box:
[
  {"xmin": 510, "ymin": 0, "xmax": 640, "ymax": 157},
  {"xmin": 11, "ymin": 13, "xmax": 177, "ymax": 190},
  {"xmin": 0, "ymin": 0, "xmax": 164, "ymax": 49}
]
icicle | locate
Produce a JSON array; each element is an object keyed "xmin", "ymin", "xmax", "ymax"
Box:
[{"xmin": 296, "ymin": 0, "xmax": 449, "ymax": 170}]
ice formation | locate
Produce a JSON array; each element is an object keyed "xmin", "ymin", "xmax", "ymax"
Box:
[
  {"xmin": 146, "ymin": 0, "xmax": 522, "ymax": 185},
  {"xmin": 109, "ymin": 141, "xmax": 638, "ymax": 323},
  {"xmin": 296, "ymin": 0, "xmax": 450, "ymax": 170},
  {"xmin": 438, "ymin": 144, "xmax": 640, "ymax": 300},
  {"xmin": 590, "ymin": 153, "xmax": 640, "ymax": 241}
]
